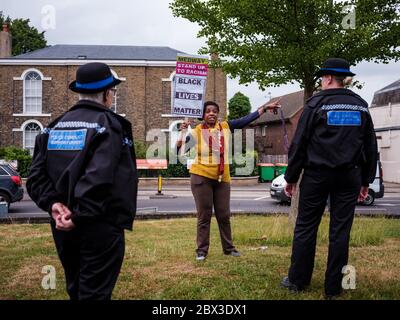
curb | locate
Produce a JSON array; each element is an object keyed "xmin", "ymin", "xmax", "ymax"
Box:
[{"xmin": 149, "ymin": 194, "xmax": 178, "ymax": 199}]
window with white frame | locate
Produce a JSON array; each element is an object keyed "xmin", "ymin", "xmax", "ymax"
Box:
[
  {"xmin": 24, "ymin": 122, "xmax": 41, "ymax": 155},
  {"xmin": 111, "ymin": 90, "xmax": 117, "ymax": 113},
  {"xmin": 24, "ymin": 71, "xmax": 42, "ymax": 114},
  {"xmin": 255, "ymin": 126, "xmax": 261, "ymax": 136},
  {"xmin": 262, "ymin": 125, "xmax": 267, "ymax": 137},
  {"xmin": 110, "ymin": 70, "xmax": 119, "ymax": 113},
  {"xmin": 169, "ymin": 71, "xmax": 176, "ymax": 109},
  {"xmin": 161, "ymin": 71, "xmax": 175, "ymax": 112}
]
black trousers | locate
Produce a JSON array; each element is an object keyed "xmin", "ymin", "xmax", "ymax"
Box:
[
  {"xmin": 51, "ymin": 220, "xmax": 125, "ymax": 300},
  {"xmin": 288, "ymin": 166, "xmax": 361, "ymax": 295}
]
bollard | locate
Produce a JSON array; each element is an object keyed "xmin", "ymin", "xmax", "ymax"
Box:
[{"xmin": 157, "ymin": 173, "xmax": 164, "ymax": 195}]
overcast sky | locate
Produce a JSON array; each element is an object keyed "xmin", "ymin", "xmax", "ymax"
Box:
[{"xmin": 2, "ymin": 0, "xmax": 399, "ymax": 109}]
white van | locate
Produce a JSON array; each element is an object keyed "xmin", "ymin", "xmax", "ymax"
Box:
[{"xmin": 364, "ymin": 160, "xmax": 384, "ymax": 206}]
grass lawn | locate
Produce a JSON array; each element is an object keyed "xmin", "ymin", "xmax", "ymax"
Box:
[{"xmin": 0, "ymin": 215, "xmax": 399, "ymax": 300}]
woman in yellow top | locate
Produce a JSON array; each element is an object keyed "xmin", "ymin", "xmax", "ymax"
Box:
[{"xmin": 177, "ymin": 100, "xmax": 280, "ymax": 261}]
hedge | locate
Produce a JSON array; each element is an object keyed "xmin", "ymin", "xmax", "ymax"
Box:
[{"xmin": 0, "ymin": 147, "xmax": 32, "ymax": 178}]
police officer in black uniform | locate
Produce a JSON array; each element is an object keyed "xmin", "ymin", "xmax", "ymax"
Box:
[
  {"xmin": 27, "ymin": 62, "xmax": 138, "ymax": 300},
  {"xmin": 280, "ymin": 58, "xmax": 378, "ymax": 298}
]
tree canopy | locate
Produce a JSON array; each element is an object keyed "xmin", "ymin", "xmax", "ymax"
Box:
[
  {"xmin": 0, "ymin": 12, "xmax": 47, "ymax": 56},
  {"xmin": 228, "ymin": 92, "xmax": 252, "ymax": 120},
  {"xmin": 170, "ymin": 0, "xmax": 400, "ymax": 100}
]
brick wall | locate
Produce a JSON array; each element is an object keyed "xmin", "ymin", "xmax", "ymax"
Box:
[
  {"xmin": 251, "ymin": 108, "xmax": 303, "ymax": 160},
  {"xmin": 0, "ymin": 64, "xmax": 227, "ymax": 149}
]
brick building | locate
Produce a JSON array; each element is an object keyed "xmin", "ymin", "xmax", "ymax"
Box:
[
  {"xmin": 370, "ymin": 79, "xmax": 400, "ymax": 183},
  {"xmin": 0, "ymin": 28, "xmax": 226, "ymax": 154},
  {"xmin": 250, "ymin": 90, "xmax": 304, "ymax": 163}
]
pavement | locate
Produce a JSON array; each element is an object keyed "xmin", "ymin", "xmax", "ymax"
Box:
[
  {"xmin": 1, "ymin": 182, "xmax": 400, "ymax": 224},
  {"xmin": 383, "ymin": 182, "xmax": 400, "ymax": 193}
]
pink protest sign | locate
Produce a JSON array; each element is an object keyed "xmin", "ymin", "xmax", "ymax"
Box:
[
  {"xmin": 176, "ymin": 62, "xmax": 209, "ymax": 77},
  {"xmin": 172, "ymin": 54, "xmax": 209, "ymax": 118}
]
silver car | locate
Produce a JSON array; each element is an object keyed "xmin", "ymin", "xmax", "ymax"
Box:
[{"xmin": 269, "ymin": 161, "xmax": 384, "ymax": 206}]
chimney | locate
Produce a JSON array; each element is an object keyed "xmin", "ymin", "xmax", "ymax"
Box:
[{"xmin": 0, "ymin": 24, "xmax": 12, "ymax": 58}]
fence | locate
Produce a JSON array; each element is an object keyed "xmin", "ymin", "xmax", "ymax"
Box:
[{"xmin": 259, "ymin": 154, "xmax": 288, "ymax": 164}]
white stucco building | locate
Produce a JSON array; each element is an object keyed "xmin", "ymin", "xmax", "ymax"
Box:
[{"xmin": 370, "ymin": 79, "xmax": 400, "ymax": 183}]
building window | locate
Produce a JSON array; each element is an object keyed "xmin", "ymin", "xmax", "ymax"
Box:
[
  {"xmin": 110, "ymin": 69, "xmax": 123, "ymax": 113},
  {"xmin": 170, "ymin": 71, "xmax": 176, "ymax": 109},
  {"xmin": 24, "ymin": 122, "xmax": 41, "ymax": 155},
  {"xmin": 255, "ymin": 126, "xmax": 261, "ymax": 136},
  {"xmin": 262, "ymin": 126, "xmax": 267, "ymax": 137},
  {"xmin": 111, "ymin": 89, "xmax": 117, "ymax": 113},
  {"xmin": 24, "ymin": 71, "xmax": 42, "ymax": 114},
  {"xmin": 162, "ymin": 71, "xmax": 176, "ymax": 112}
]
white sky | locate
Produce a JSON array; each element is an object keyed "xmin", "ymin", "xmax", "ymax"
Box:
[{"xmin": 2, "ymin": 0, "xmax": 399, "ymax": 110}]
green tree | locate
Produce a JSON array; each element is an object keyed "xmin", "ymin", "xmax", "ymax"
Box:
[
  {"xmin": 228, "ymin": 92, "xmax": 252, "ymax": 120},
  {"xmin": 0, "ymin": 12, "xmax": 47, "ymax": 56},
  {"xmin": 170, "ymin": 0, "xmax": 400, "ymax": 101},
  {"xmin": 134, "ymin": 140, "xmax": 148, "ymax": 159},
  {"xmin": 171, "ymin": 0, "xmax": 400, "ymax": 223},
  {"xmin": 0, "ymin": 147, "xmax": 32, "ymax": 178}
]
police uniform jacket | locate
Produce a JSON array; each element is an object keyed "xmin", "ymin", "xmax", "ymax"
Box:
[
  {"xmin": 284, "ymin": 88, "xmax": 378, "ymax": 187},
  {"xmin": 27, "ymin": 100, "xmax": 138, "ymax": 230}
]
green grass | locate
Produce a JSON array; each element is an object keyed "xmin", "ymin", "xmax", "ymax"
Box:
[{"xmin": 0, "ymin": 215, "xmax": 399, "ymax": 300}]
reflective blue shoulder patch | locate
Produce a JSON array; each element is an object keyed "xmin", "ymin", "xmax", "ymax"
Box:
[
  {"xmin": 327, "ymin": 111, "xmax": 361, "ymax": 126},
  {"xmin": 47, "ymin": 129, "xmax": 87, "ymax": 151}
]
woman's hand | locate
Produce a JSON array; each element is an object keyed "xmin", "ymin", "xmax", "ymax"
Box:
[
  {"xmin": 258, "ymin": 97, "xmax": 282, "ymax": 115},
  {"xmin": 179, "ymin": 119, "xmax": 193, "ymax": 132},
  {"xmin": 177, "ymin": 119, "xmax": 194, "ymax": 148}
]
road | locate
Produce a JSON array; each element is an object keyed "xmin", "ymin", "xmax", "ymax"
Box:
[{"xmin": 5, "ymin": 184, "xmax": 400, "ymax": 219}]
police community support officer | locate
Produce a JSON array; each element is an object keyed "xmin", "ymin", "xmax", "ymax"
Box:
[
  {"xmin": 281, "ymin": 58, "xmax": 378, "ymax": 298},
  {"xmin": 27, "ymin": 62, "xmax": 138, "ymax": 300}
]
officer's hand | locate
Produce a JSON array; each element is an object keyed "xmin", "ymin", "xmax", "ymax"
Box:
[
  {"xmin": 284, "ymin": 183, "xmax": 297, "ymax": 198},
  {"xmin": 59, "ymin": 214, "xmax": 76, "ymax": 231},
  {"xmin": 51, "ymin": 202, "xmax": 74, "ymax": 231},
  {"xmin": 358, "ymin": 186, "xmax": 369, "ymax": 203},
  {"xmin": 51, "ymin": 202, "xmax": 70, "ymax": 221}
]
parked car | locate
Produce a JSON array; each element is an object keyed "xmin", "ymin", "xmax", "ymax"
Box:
[
  {"xmin": 270, "ymin": 174, "xmax": 291, "ymax": 204},
  {"xmin": 0, "ymin": 163, "xmax": 24, "ymax": 208},
  {"xmin": 269, "ymin": 161, "xmax": 384, "ymax": 206}
]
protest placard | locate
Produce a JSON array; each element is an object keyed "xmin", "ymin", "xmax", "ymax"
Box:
[{"xmin": 171, "ymin": 54, "xmax": 209, "ymax": 118}]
